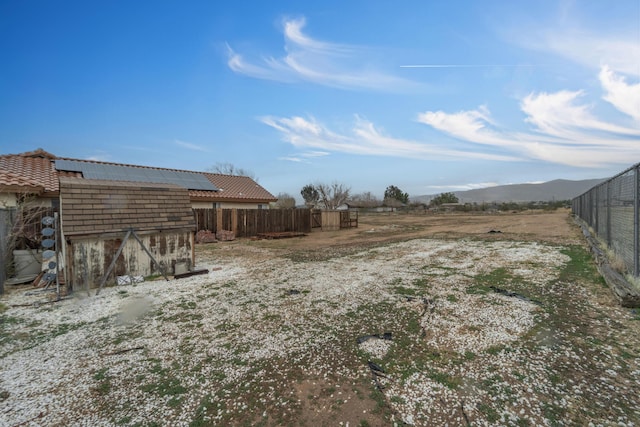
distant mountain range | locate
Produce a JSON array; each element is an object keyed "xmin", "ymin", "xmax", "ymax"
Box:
[{"xmin": 413, "ymin": 178, "xmax": 606, "ymax": 204}]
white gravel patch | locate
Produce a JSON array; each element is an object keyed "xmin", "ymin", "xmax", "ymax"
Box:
[{"xmin": 0, "ymin": 238, "xmax": 636, "ymax": 426}]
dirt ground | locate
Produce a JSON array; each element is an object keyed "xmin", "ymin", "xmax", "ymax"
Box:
[
  {"xmin": 3, "ymin": 208, "xmax": 639, "ymax": 427},
  {"xmin": 193, "ymin": 209, "xmax": 636, "ymax": 426},
  {"xmin": 236, "ymin": 208, "xmax": 583, "ymax": 256}
]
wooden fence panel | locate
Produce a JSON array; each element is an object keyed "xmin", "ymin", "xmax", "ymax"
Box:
[
  {"xmin": 193, "ymin": 209, "xmax": 217, "ymax": 232},
  {"xmin": 193, "ymin": 208, "xmax": 312, "ymax": 237},
  {"xmin": 340, "ymin": 211, "xmax": 358, "ymax": 229},
  {"xmin": 298, "ymin": 209, "xmax": 311, "ymax": 232},
  {"xmin": 321, "ymin": 211, "xmax": 341, "ymax": 231},
  {"xmin": 256, "ymin": 210, "xmax": 267, "ymax": 234},
  {"xmin": 222, "ymin": 209, "xmax": 233, "ymax": 232}
]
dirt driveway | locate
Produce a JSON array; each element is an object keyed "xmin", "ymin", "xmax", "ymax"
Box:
[{"xmin": 1, "ymin": 209, "xmax": 639, "ymax": 426}]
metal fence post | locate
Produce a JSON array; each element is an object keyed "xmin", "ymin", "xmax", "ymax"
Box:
[
  {"xmin": 635, "ymin": 165, "xmax": 639, "ymax": 277},
  {"xmin": 607, "ymin": 180, "xmax": 612, "ymax": 246}
]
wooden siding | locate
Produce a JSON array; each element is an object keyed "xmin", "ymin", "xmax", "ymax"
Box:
[
  {"xmin": 68, "ymin": 230, "xmax": 194, "ymax": 290},
  {"xmin": 193, "ymin": 208, "xmax": 311, "ymax": 236}
]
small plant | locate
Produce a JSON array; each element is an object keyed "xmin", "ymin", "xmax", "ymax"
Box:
[
  {"xmin": 478, "ymin": 403, "xmax": 500, "ymax": 423},
  {"xmin": 466, "ymin": 284, "xmax": 491, "ymax": 295},
  {"xmin": 394, "ymin": 285, "xmax": 418, "ymax": 296},
  {"xmin": 140, "ymin": 376, "xmax": 187, "ymax": 397},
  {"xmin": 428, "ymin": 370, "xmax": 460, "ymax": 389},
  {"xmin": 412, "ymin": 278, "xmax": 429, "ymax": 288},
  {"xmin": 390, "ymin": 395, "xmax": 405, "ymax": 404},
  {"xmin": 93, "ymin": 367, "xmax": 111, "ymax": 395},
  {"xmin": 485, "ymin": 344, "xmax": 505, "ymax": 355}
]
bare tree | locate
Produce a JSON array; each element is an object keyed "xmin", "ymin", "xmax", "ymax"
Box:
[
  {"xmin": 349, "ymin": 192, "xmax": 381, "ymax": 208},
  {"xmin": 2, "ymin": 193, "xmax": 51, "ymax": 280},
  {"xmin": 209, "ymin": 162, "xmax": 257, "ymax": 181},
  {"xmin": 274, "ymin": 192, "xmax": 296, "ymax": 209},
  {"xmin": 315, "ymin": 182, "xmax": 351, "ymax": 210}
]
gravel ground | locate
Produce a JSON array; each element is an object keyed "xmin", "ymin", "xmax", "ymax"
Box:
[{"xmin": 1, "ymin": 235, "xmax": 639, "ymax": 426}]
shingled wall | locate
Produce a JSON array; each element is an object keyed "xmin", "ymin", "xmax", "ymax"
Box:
[
  {"xmin": 59, "ymin": 178, "xmax": 195, "ymax": 236},
  {"xmin": 59, "ymin": 178, "xmax": 196, "ymax": 290}
]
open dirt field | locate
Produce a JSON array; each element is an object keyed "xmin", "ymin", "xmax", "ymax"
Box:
[{"xmin": 1, "ymin": 209, "xmax": 640, "ymax": 426}]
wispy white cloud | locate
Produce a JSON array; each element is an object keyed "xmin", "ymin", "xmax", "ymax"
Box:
[
  {"xmin": 279, "ymin": 151, "xmax": 330, "ymax": 163},
  {"xmin": 599, "ymin": 65, "xmax": 640, "ymax": 121},
  {"xmin": 174, "ymin": 140, "xmax": 209, "ymax": 152},
  {"xmin": 520, "ymin": 89, "xmax": 640, "ymax": 138},
  {"xmin": 261, "ymin": 114, "xmax": 519, "ymax": 163},
  {"xmin": 509, "ymin": 6, "xmax": 640, "ymax": 77},
  {"xmin": 226, "ymin": 17, "xmax": 422, "ymax": 92},
  {"xmin": 279, "ymin": 156, "xmax": 304, "ymax": 163},
  {"xmin": 417, "ymin": 66, "xmax": 640, "ymax": 168},
  {"xmin": 534, "ymin": 30, "xmax": 640, "ymax": 76},
  {"xmin": 426, "ymin": 182, "xmax": 501, "ymax": 191},
  {"xmin": 264, "ymin": 67, "xmax": 639, "ymax": 169}
]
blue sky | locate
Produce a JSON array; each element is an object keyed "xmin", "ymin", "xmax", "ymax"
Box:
[{"xmin": 1, "ymin": 1, "xmax": 639, "ymax": 201}]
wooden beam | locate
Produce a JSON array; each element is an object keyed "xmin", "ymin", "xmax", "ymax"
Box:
[{"xmin": 96, "ymin": 229, "xmax": 132, "ymax": 295}]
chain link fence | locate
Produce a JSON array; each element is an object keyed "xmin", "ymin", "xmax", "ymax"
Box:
[{"xmin": 573, "ymin": 163, "xmax": 639, "ymax": 278}]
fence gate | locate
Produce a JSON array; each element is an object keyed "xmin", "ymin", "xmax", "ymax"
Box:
[{"xmin": 311, "ymin": 210, "xmax": 322, "ymax": 229}]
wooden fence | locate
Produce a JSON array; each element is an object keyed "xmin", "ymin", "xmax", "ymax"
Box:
[
  {"xmin": 193, "ymin": 208, "xmax": 312, "ymax": 237},
  {"xmin": 193, "ymin": 208, "xmax": 358, "ymax": 238},
  {"xmin": 317, "ymin": 210, "xmax": 358, "ymax": 231}
]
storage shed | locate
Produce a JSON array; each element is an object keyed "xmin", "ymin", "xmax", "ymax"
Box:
[{"xmin": 59, "ymin": 178, "xmax": 196, "ymax": 290}]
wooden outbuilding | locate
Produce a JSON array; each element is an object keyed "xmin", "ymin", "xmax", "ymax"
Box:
[{"xmin": 59, "ymin": 178, "xmax": 196, "ymax": 290}]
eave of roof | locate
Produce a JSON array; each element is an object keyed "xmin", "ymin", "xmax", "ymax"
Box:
[{"xmin": 0, "ymin": 171, "xmax": 45, "ymax": 193}]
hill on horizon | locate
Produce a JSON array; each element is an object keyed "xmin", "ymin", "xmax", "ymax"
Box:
[{"xmin": 413, "ymin": 178, "xmax": 606, "ymax": 204}]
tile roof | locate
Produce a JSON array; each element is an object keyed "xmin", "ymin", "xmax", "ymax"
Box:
[
  {"xmin": 0, "ymin": 149, "xmax": 76, "ymax": 194},
  {"xmin": 60, "ymin": 178, "xmax": 195, "ymax": 236},
  {"xmin": 0, "ymin": 149, "xmax": 277, "ymax": 203},
  {"xmin": 0, "ymin": 170, "xmax": 45, "ymax": 193},
  {"xmin": 193, "ymin": 173, "xmax": 277, "ymax": 202}
]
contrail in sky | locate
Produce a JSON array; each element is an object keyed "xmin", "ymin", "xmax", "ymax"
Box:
[{"xmin": 400, "ymin": 64, "xmax": 538, "ymax": 68}]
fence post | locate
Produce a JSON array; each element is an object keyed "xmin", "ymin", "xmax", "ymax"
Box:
[
  {"xmin": 607, "ymin": 180, "xmax": 611, "ymax": 246},
  {"xmin": 635, "ymin": 165, "xmax": 639, "ymax": 277},
  {"xmin": 232, "ymin": 209, "xmax": 238, "ymax": 235}
]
